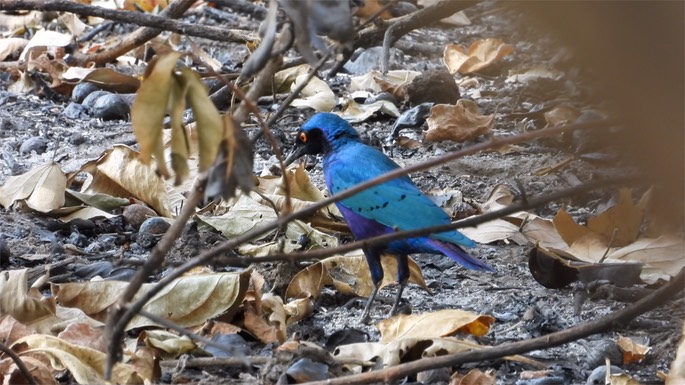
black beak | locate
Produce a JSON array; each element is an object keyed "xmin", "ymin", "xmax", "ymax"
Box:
[{"xmin": 284, "ymin": 142, "xmax": 307, "ymax": 167}]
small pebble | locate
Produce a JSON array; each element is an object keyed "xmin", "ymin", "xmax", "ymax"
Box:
[
  {"xmin": 72, "ymin": 82, "xmax": 101, "ymax": 103},
  {"xmin": 91, "ymin": 93, "xmax": 130, "ymax": 121},
  {"xmin": 19, "ymin": 137, "xmax": 48, "ymax": 155},
  {"xmin": 63, "ymin": 102, "xmax": 91, "ymax": 120}
]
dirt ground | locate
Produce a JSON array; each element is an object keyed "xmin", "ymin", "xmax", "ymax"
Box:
[{"xmin": 0, "ymin": 1, "xmax": 683, "ymax": 384}]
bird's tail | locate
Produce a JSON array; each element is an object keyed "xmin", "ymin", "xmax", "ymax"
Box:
[{"xmin": 425, "ymin": 239, "xmax": 495, "ymax": 272}]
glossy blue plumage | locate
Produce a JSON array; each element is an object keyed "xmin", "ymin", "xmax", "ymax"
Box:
[{"xmin": 293, "ymin": 113, "xmax": 493, "ymax": 319}]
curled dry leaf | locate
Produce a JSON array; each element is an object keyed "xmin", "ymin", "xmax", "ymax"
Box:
[
  {"xmin": 53, "ymin": 271, "xmax": 250, "ymax": 330},
  {"xmin": 340, "ymin": 98, "xmax": 400, "ymax": 123},
  {"xmin": 243, "ymin": 293, "xmax": 287, "ymax": 344},
  {"xmin": 443, "ymin": 38, "xmax": 514, "ymax": 75},
  {"xmin": 425, "ymin": 101, "xmax": 494, "ymax": 142},
  {"xmin": 450, "ymin": 368, "xmax": 497, "ymax": 385},
  {"xmin": 0, "ymin": 162, "xmax": 66, "ymax": 212},
  {"xmin": 0, "ymin": 355, "xmax": 57, "ymax": 385},
  {"xmin": 131, "ymin": 51, "xmax": 181, "ymax": 179},
  {"xmin": 11, "ymin": 334, "xmax": 146, "ymax": 384},
  {"xmin": 284, "ymin": 251, "xmax": 427, "ymax": 321},
  {"xmin": 349, "ymin": 70, "xmax": 420, "ymax": 100},
  {"xmin": 334, "ymin": 337, "xmax": 474, "ymax": 368},
  {"xmin": 0, "ymin": 37, "xmax": 28, "ymax": 61},
  {"xmin": 505, "ymin": 65, "xmax": 564, "ymax": 84},
  {"xmin": 78, "ymin": 145, "xmax": 172, "ymax": 217},
  {"xmin": 617, "ymin": 335, "xmax": 651, "ymax": 364},
  {"xmin": 377, "ymin": 309, "xmax": 494, "ymax": 343},
  {"xmin": 142, "ymin": 330, "xmax": 196, "ymax": 359},
  {"xmin": 290, "ymin": 75, "xmax": 337, "ymax": 112}
]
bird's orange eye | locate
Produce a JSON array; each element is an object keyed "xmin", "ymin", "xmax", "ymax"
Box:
[{"xmin": 299, "ymin": 132, "xmax": 308, "ymax": 143}]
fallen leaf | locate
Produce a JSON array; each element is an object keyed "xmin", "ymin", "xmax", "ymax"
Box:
[
  {"xmin": 11, "ymin": 334, "xmax": 145, "ymax": 384},
  {"xmin": 339, "ymin": 98, "xmax": 401, "ymax": 123},
  {"xmin": 587, "ymin": 189, "xmax": 643, "ymax": 246},
  {"xmin": 0, "ymin": 37, "xmax": 28, "ymax": 61},
  {"xmin": 377, "ymin": 309, "xmax": 494, "ymax": 343},
  {"xmin": 450, "ymin": 368, "xmax": 496, "ymax": 385},
  {"xmin": 544, "ymin": 105, "xmax": 580, "ymax": 127},
  {"xmin": 78, "ymin": 145, "xmax": 172, "ymax": 217},
  {"xmin": 285, "ymin": 251, "xmax": 428, "ymax": 320},
  {"xmin": 53, "ymin": 271, "xmax": 249, "ymax": 329},
  {"xmin": 617, "ymin": 335, "xmax": 651, "ymax": 364},
  {"xmin": 425, "ymin": 102, "xmax": 494, "ymax": 142},
  {"xmin": 0, "ymin": 162, "xmax": 67, "ymax": 212},
  {"xmin": 142, "ymin": 330, "xmax": 196, "ymax": 359},
  {"xmin": 349, "ymin": 70, "xmax": 420, "ymax": 100},
  {"xmin": 505, "ymin": 65, "xmax": 564, "ymax": 84},
  {"xmin": 131, "ymin": 51, "xmax": 182, "ymax": 179},
  {"xmin": 443, "ymin": 38, "xmax": 513, "ymax": 74},
  {"xmin": 290, "ymin": 75, "xmax": 336, "ymax": 112}
]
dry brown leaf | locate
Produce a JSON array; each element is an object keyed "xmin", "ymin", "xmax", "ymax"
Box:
[
  {"xmin": 290, "ymin": 75, "xmax": 336, "ymax": 112},
  {"xmin": 53, "ymin": 271, "xmax": 249, "ymax": 329},
  {"xmin": 334, "ymin": 337, "xmax": 474, "ymax": 368},
  {"xmin": 131, "ymin": 51, "xmax": 182, "ymax": 179},
  {"xmin": 544, "ymin": 105, "xmax": 580, "ymax": 127},
  {"xmin": 450, "ymin": 369, "xmax": 497, "ymax": 385},
  {"xmin": 57, "ymin": 322, "xmax": 106, "ymax": 352},
  {"xmin": 19, "ymin": 29, "xmax": 72, "ymax": 61},
  {"xmin": 0, "ymin": 355, "xmax": 57, "ymax": 385},
  {"xmin": 587, "ymin": 189, "xmax": 643, "ymax": 246},
  {"xmin": 460, "ymin": 219, "xmax": 528, "ymax": 245},
  {"xmin": 349, "ymin": 70, "xmax": 420, "ymax": 98},
  {"xmin": 180, "ymin": 67, "xmax": 223, "ymax": 173},
  {"xmin": 78, "ymin": 145, "xmax": 172, "ymax": 217},
  {"xmin": 505, "ymin": 65, "xmax": 564, "ymax": 84},
  {"xmin": 286, "ymin": 251, "xmax": 427, "ymax": 300},
  {"xmin": 608, "ymin": 235, "xmax": 685, "ymax": 277},
  {"xmin": 443, "ymin": 38, "xmax": 513, "ymax": 74},
  {"xmin": 142, "ymin": 330, "xmax": 196, "ymax": 358},
  {"xmin": 0, "ymin": 314, "xmax": 36, "ymax": 346},
  {"xmin": 0, "ymin": 162, "xmax": 67, "ymax": 212},
  {"xmin": 0, "ymin": 270, "xmax": 55, "ymax": 328},
  {"xmin": 243, "ymin": 293, "xmax": 287, "ymax": 344},
  {"xmin": 553, "ymin": 208, "xmax": 597, "ymax": 246},
  {"xmin": 425, "ymin": 102, "xmax": 493, "ymax": 142},
  {"xmin": 377, "ymin": 309, "xmax": 494, "ymax": 343},
  {"xmin": 0, "ymin": 37, "xmax": 28, "ymax": 61},
  {"xmin": 11, "ymin": 334, "xmax": 145, "ymax": 384},
  {"xmin": 339, "ymin": 98, "xmax": 401, "ymax": 123},
  {"xmin": 617, "ymin": 335, "xmax": 651, "ymax": 364}
]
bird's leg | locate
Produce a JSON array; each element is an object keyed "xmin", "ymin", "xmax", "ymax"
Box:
[
  {"xmin": 360, "ymin": 283, "xmax": 379, "ymax": 323},
  {"xmin": 389, "ymin": 254, "xmax": 410, "ymax": 316},
  {"xmin": 360, "ymin": 247, "xmax": 384, "ymax": 323}
]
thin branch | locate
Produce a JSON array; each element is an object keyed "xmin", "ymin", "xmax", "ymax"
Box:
[
  {"xmin": 204, "ymin": 175, "xmax": 635, "ymax": 267},
  {"xmin": 0, "ymin": 0, "xmax": 253, "ymax": 45},
  {"xmin": 160, "ymin": 356, "xmax": 270, "ymax": 368},
  {"xmin": 104, "ymin": 176, "xmax": 205, "ymax": 379},
  {"xmin": 0, "ymin": 341, "xmax": 38, "ymax": 385},
  {"xmin": 302, "ymin": 268, "xmax": 685, "ymax": 385}
]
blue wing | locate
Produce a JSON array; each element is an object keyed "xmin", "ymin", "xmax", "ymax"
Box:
[{"xmin": 323, "ymin": 143, "xmax": 475, "ymax": 248}]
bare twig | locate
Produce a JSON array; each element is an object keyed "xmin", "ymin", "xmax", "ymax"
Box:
[
  {"xmin": 0, "ymin": 342, "xmax": 38, "ymax": 385},
  {"xmin": 302, "ymin": 268, "xmax": 685, "ymax": 385},
  {"xmin": 104, "ymin": 176, "xmax": 205, "ymax": 379},
  {"xmin": 160, "ymin": 356, "xmax": 270, "ymax": 368},
  {"xmin": 0, "ymin": 0, "xmax": 253, "ymax": 47}
]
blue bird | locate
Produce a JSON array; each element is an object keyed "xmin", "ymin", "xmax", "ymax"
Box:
[{"xmin": 285, "ymin": 113, "xmax": 493, "ymax": 321}]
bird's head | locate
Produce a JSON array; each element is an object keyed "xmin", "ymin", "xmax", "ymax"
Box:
[{"xmin": 285, "ymin": 113, "xmax": 361, "ymax": 165}]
